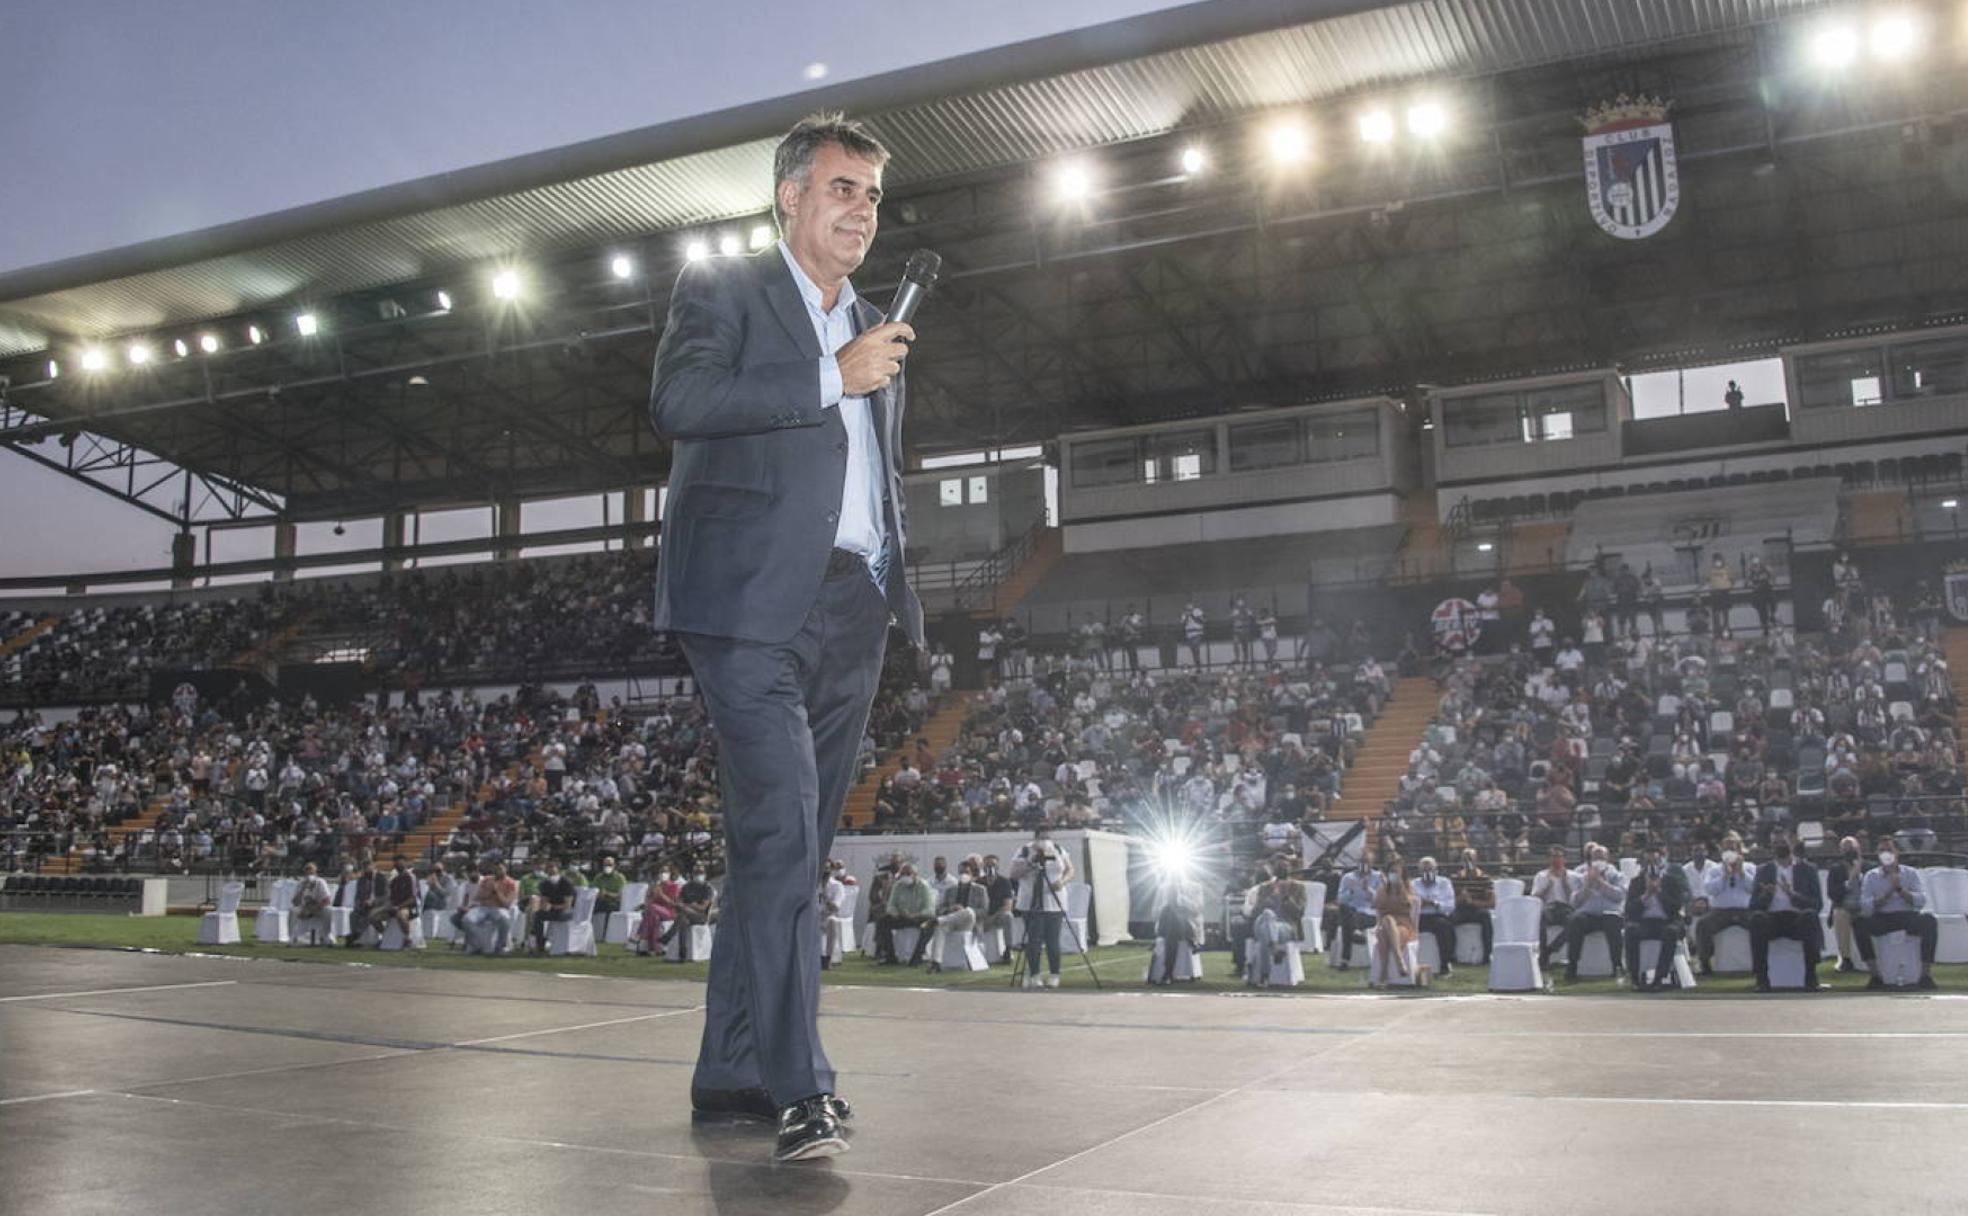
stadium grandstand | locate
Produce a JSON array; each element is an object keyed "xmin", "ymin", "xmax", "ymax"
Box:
[{"xmin": 7, "ymin": 0, "xmax": 1968, "ymax": 1208}]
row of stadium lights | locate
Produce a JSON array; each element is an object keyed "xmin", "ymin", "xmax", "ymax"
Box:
[
  {"xmin": 38, "ymin": 9, "xmax": 1933, "ymax": 386},
  {"xmin": 47, "ymin": 225, "xmax": 785, "ymax": 383}
]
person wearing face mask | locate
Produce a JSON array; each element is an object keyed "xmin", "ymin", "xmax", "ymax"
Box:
[
  {"xmin": 1530, "ymin": 846, "xmax": 1578, "ymax": 973},
  {"xmin": 925, "ymin": 860, "xmax": 988, "ymax": 974},
  {"xmin": 1697, "ymin": 844, "xmax": 1756, "ymax": 975},
  {"xmin": 1563, "ymin": 845, "xmax": 1627, "ymax": 981},
  {"xmin": 1411, "ymin": 857, "xmax": 1460, "ymax": 978},
  {"xmin": 1328, "ymin": 855, "xmax": 1382, "ymax": 970},
  {"xmin": 1749, "ymin": 832, "xmax": 1823, "ymax": 991},
  {"xmin": 1622, "ymin": 842, "xmax": 1691, "ymax": 991},
  {"xmin": 1856, "ymin": 844, "xmax": 1940, "ymax": 989},
  {"xmin": 1245, "ymin": 858, "xmax": 1308, "ymax": 987},
  {"xmin": 636, "ymin": 867, "xmax": 682, "ymax": 956},
  {"xmin": 976, "ymin": 854, "xmax": 1016, "ymax": 950},
  {"xmin": 1823, "ymin": 836, "xmax": 1868, "ymax": 971},
  {"xmin": 591, "ymin": 854, "xmax": 627, "ymax": 922},
  {"xmin": 1450, "ymin": 850, "xmax": 1494, "ymax": 965},
  {"xmin": 875, "ymin": 862, "xmax": 937, "ymax": 966}
]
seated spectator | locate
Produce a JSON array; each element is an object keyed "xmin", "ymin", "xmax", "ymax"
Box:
[
  {"xmin": 1622, "ymin": 842, "xmax": 1689, "ymax": 991},
  {"xmin": 925, "ymin": 860, "xmax": 988, "ymax": 974},
  {"xmin": 876, "ymin": 862, "xmax": 938, "ymax": 967},
  {"xmin": 1244, "ymin": 858, "xmax": 1307, "ymax": 987},
  {"xmin": 661, "ymin": 867, "xmax": 718, "ymax": 960},
  {"xmin": 1856, "ymin": 844, "xmax": 1939, "ymax": 989},
  {"xmin": 1449, "ymin": 849, "xmax": 1494, "ymax": 964},
  {"xmin": 1370, "ymin": 863, "xmax": 1417, "ymax": 989},
  {"xmin": 637, "ymin": 868, "xmax": 682, "ymax": 956},
  {"xmin": 289, "ymin": 861, "xmax": 334, "ymax": 943},
  {"xmin": 1530, "ymin": 846, "xmax": 1577, "ymax": 971},
  {"xmin": 1410, "ymin": 856, "xmax": 1460, "ymax": 978},
  {"xmin": 591, "ymin": 854, "xmax": 627, "ymax": 920},
  {"xmin": 464, "ymin": 862, "xmax": 519, "ymax": 955},
  {"xmin": 1825, "ymin": 836, "xmax": 1866, "ymax": 972},
  {"xmin": 349, "ymin": 859, "xmax": 388, "ymax": 949},
  {"xmin": 1697, "ymin": 842, "xmax": 1755, "ymax": 975},
  {"xmin": 1748, "ymin": 832, "xmax": 1822, "ymax": 991},
  {"xmin": 1327, "ymin": 856, "xmax": 1380, "ymax": 969},
  {"xmin": 527, "ymin": 858, "xmax": 576, "ymax": 953},
  {"xmin": 1564, "ymin": 844, "xmax": 1626, "ymax": 981}
]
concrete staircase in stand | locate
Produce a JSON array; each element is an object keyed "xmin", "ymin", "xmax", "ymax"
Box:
[
  {"xmin": 843, "ymin": 696, "xmax": 971, "ymax": 829},
  {"xmin": 0, "ymin": 615, "xmax": 61, "ymax": 661},
  {"xmin": 976, "ymin": 528, "xmax": 1063, "ymax": 618},
  {"xmin": 1330, "ymin": 675, "xmax": 1437, "ymax": 855}
]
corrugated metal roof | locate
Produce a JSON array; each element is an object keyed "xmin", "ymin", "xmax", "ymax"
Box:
[{"xmin": 0, "ymin": 0, "xmax": 1831, "ymax": 356}]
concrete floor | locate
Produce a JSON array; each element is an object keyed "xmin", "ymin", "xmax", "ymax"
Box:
[{"xmin": 3, "ymin": 945, "xmax": 1966, "ymax": 1215}]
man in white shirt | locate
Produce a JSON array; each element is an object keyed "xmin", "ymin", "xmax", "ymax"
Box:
[
  {"xmin": 1530, "ymin": 846, "xmax": 1578, "ymax": 971},
  {"xmin": 1563, "ymin": 845, "xmax": 1627, "ymax": 981},
  {"xmin": 1856, "ymin": 845, "xmax": 1939, "ymax": 989},
  {"xmin": 1748, "ymin": 833, "xmax": 1823, "ymax": 991},
  {"xmin": 1411, "ymin": 857, "xmax": 1460, "ymax": 977},
  {"xmin": 1328, "ymin": 857, "xmax": 1382, "ymax": 969},
  {"xmin": 1696, "ymin": 847, "xmax": 1756, "ymax": 975}
]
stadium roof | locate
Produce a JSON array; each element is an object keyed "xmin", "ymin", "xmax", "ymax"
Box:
[{"xmin": 13, "ymin": 0, "xmax": 1967, "ymax": 531}]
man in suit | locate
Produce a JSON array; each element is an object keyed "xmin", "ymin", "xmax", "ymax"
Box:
[
  {"xmin": 1748, "ymin": 831, "xmax": 1823, "ymax": 991},
  {"xmin": 649, "ymin": 112, "xmax": 921, "ymax": 1162},
  {"xmin": 925, "ymin": 859, "xmax": 989, "ymax": 974},
  {"xmin": 1621, "ymin": 842, "xmax": 1690, "ymax": 991}
]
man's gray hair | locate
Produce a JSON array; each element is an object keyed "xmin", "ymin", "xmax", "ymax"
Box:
[{"xmin": 772, "ymin": 111, "xmax": 889, "ymax": 228}]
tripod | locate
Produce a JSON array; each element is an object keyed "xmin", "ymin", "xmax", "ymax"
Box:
[{"xmin": 1007, "ymin": 857, "xmax": 1102, "ymax": 990}]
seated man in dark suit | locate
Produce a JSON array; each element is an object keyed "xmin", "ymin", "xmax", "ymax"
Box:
[
  {"xmin": 1748, "ymin": 832, "xmax": 1823, "ymax": 991},
  {"xmin": 1622, "ymin": 841, "xmax": 1690, "ymax": 991}
]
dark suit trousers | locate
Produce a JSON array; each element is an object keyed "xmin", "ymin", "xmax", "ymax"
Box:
[
  {"xmin": 676, "ymin": 567, "xmax": 889, "ymax": 1107},
  {"xmin": 1749, "ymin": 909, "xmax": 1822, "ymax": 977},
  {"xmin": 1565, "ymin": 911, "xmax": 1623, "ymax": 975},
  {"xmin": 1623, "ymin": 917, "xmax": 1684, "ymax": 984},
  {"xmin": 1418, "ymin": 912, "xmax": 1458, "ymax": 970},
  {"xmin": 1855, "ymin": 910, "xmax": 1938, "ymax": 967}
]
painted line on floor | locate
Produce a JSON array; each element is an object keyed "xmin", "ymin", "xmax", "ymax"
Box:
[
  {"xmin": 1569, "ymin": 1095, "xmax": 1968, "ymax": 1111},
  {"xmin": 0, "ymin": 1090, "xmax": 97, "ymax": 1107},
  {"xmin": 0, "ymin": 980, "xmax": 237, "ymax": 1004},
  {"xmin": 456, "ymin": 1007, "xmax": 703, "ymax": 1046},
  {"xmin": 1009, "ymin": 1181, "xmax": 1507, "ymax": 1216}
]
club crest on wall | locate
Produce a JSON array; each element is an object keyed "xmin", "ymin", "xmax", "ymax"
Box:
[{"xmin": 1581, "ymin": 95, "xmax": 1680, "ymax": 240}]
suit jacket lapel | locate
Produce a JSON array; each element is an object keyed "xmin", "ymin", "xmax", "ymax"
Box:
[{"xmin": 759, "ymin": 249, "xmax": 823, "ymax": 362}]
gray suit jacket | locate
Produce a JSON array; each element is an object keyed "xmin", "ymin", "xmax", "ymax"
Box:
[{"xmin": 648, "ymin": 247, "xmax": 923, "ymax": 647}]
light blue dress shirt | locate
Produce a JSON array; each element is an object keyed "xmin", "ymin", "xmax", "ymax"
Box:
[{"xmin": 777, "ymin": 242, "xmax": 887, "ymax": 578}]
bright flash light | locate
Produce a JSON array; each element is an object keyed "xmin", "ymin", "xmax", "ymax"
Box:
[
  {"xmin": 491, "ymin": 269, "xmax": 521, "ymax": 300},
  {"xmin": 748, "ymin": 224, "xmax": 774, "ymax": 251},
  {"xmin": 248, "ymin": 325, "xmax": 265, "ymax": 345},
  {"xmin": 199, "ymin": 333, "xmax": 220, "ymax": 354},
  {"xmin": 435, "ymin": 290, "xmax": 453, "ymax": 312},
  {"xmin": 609, "ymin": 254, "xmax": 634, "ymax": 279},
  {"xmin": 46, "ymin": 359, "xmax": 59, "ymax": 379},
  {"xmin": 1407, "ymin": 101, "xmax": 1448, "ymax": 138},
  {"xmin": 1179, "ymin": 145, "xmax": 1207, "ymax": 174},
  {"xmin": 1150, "ymin": 836, "xmax": 1198, "ymax": 883},
  {"xmin": 80, "ymin": 348, "xmax": 107, "ymax": 372},
  {"xmin": 1944, "ymin": 498, "xmax": 1960, "ymax": 509},
  {"xmin": 1358, "ymin": 109, "xmax": 1395, "ymax": 144},
  {"xmin": 126, "ymin": 343, "xmax": 151, "ymax": 365},
  {"xmin": 1265, "ymin": 117, "xmax": 1309, "ymax": 165},
  {"xmin": 172, "ymin": 339, "xmax": 189, "ymax": 358},
  {"xmin": 1055, "ymin": 161, "xmax": 1094, "ymax": 202},
  {"xmin": 1810, "ymin": 23, "xmax": 1860, "ymax": 69},
  {"xmin": 295, "ymin": 312, "xmax": 319, "ymax": 336},
  {"xmin": 717, "ymin": 233, "xmax": 741, "ymax": 257},
  {"xmin": 684, "ymin": 239, "xmax": 710, "ymax": 262},
  {"xmin": 1869, "ymin": 12, "xmax": 1921, "ymax": 60},
  {"xmin": 1477, "ymin": 541, "xmax": 1495, "ymax": 552}
]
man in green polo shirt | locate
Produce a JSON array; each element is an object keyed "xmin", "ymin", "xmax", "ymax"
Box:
[{"xmin": 591, "ymin": 854, "xmax": 628, "ymax": 919}]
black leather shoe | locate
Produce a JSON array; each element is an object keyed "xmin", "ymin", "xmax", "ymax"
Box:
[
  {"xmin": 691, "ymin": 1087, "xmax": 777, "ymax": 1124},
  {"xmin": 827, "ymin": 1095, "xmax": 853, "ymax": 1125},
  {"xmin": 774, "ymin": 1095, "xmax": 848, "ymax": 1162}
]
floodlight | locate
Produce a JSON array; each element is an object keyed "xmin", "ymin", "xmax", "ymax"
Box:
[
  {"xmin": 717, "ymin": 233, "xmax": 741, "ymax": 257},
  {"xmin": 80, "ymin": 348, "xmax": 107, "ymax": 372},
  {"xmin": 248, "ymin": 325, "xmax": 266, "ymax": 345},
  {"xmin": 172, "ymin": 339, "xmax": 189, "ymax": 358},
  {"xmin": 804, "ymin": 62, "xmax": 829, "ymax": 81},
  {"xmin": 609, "ymin": 254, "xmax": 634, "ymax": 279},
  {"xmin": 748, "ymin": 224, "xmax": 774, "ymax": 251},
  {"xmin": 684, "ymin": 239, "xmax": 710, "ymax": 262},
  {"xmin": 46, "ymin": 359, "xmax": 58, "ymax": 379},
  {"xmin": 126, "ymin": 343, "xmax": 151, "ymax": 365},
  {"xmin": 1407, "ymin": 101, "xmax": 1448, "ymax": 138},
  {"xmin": 1265, "ymin": 117, "xmax": 1309, "ymax": 164},
  {"xmin": 1869, "ymin": 12, "xmax": 1921, "ymax": 59},
  {"xmin": 199, "ymin": 333, "xmax": 220, "ymax": 354},
  {"xmin": 491, "ymin": 269, "xmax": 521, "ymax": 300},
  {"xmin": 1358, "ymin": 109, "xmax": 1395, "ymax": 144},
  {"xmin": 1054, "ymin": 161, "xmax": 1094, "ymax": 202},
  {"xmin": 1150, "ymin": 836, "xmax": 1198, "ymax": 883},
  {"xmin": 1477, "ymin": 541, "xmax": 1495, "ymax": 552},
  {"xmin": 1810, "ymin": 23, "xmax": 1860, "ymax": 69},
  {"xmin": 1944, "ymin": 498, "xmax": 1960, "ymax": 509},
  {"xmin": 435, "ymin": 290, "xmax": 453, "ymax": 312},
  {"xmin": 1179, "ymin": 145, "xmax": 1207, "ymax": 174},
  {"xmin": 295, "ymin": 312, "xmax": 319, "ymax": 336}
]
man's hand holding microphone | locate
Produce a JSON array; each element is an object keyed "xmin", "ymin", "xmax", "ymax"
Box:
[{"xmin": 836, "ymin": 323, "xmax": 915, "ymax": 396}]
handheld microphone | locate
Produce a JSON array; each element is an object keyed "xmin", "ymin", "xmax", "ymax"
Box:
[{"xmin": 888, "ymin": 249, "xmax": 942, "ymax": 326}]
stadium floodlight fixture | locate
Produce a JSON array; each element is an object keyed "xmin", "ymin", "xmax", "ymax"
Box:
[
  {"xmin": 717, "ymin": 232, "xmax": 742, "ymax": 257},
  {"xmin": 1477, "ymin": 540, "xmax": 1495, "ymax": 552},
  {"xmin": 1407, "ymin": 101, "xmax": 1448, "ymax": 138},
  {"xmin": 1179, "ymin": 145, "xmax": 1207, "ymax": 175},
  {"xmin": 126, "ymin": 342, "xmax": 151, "ymax": 366},
  {"xmin": 199, "ymin": 333, "xmax": 220, "ymax": 354},
  {"xmin": 491, "ymin": 269, "xmax": 521, "ymax": 300},
  {"xmin": 1868, "ymin": 12, "xmax": 1921, "ymax": 60},
  {"xmin": 1809, "ymin": 22, "xmax": 1861, "ymax": 69},
  {"xmin": 435, "ymin": 289, "xmax": 453, "ymax": 312},
  {"xmin": 1944, "ymin": 498, "xmax": 1960, "ymax": 509},
  {"xmin": 46, "ymin": 359, "xmax": 58, "ymax": 379},
  {"xmin": 804, "ymin": 61, "xmax": 829, "ymax": 81},
  {"xmin": 748, "ymin": 224, "xmax": 774, "ymax": 251},
  {"xmin": 172, "ymin": 339, "xmax": 189, "ymax": 358},
  {"xmin": 1358, "ymin": 109, "xmax": 1396, "ymax": 144},
  {"xmin": 80, "ymin": 347, "xmax": 108, "ymax": 372},
  {"xmin": 249, "ymin": 324, "xmax": 266, "ymax": 345},
  {"xmin": 684, "ymin": 238, "xmax": 710, "ymax": 262},
  {"xmin": 1054, "ymin": 160, "xmax": 1094, "ymax": 202},
  {"xmin": 295, "ymin": 312, "xmax": 319, "ymax": 336},
  {"xmin": 609, "ymin": 254, "xmax": 634, "ymax": 279},
  {"xmin": 1264, "ymin": 116, "xmax": 1309, "ymax": 165}
]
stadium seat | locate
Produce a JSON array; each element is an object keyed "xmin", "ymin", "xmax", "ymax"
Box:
[
  {"xmin": 1869, "ymin": 932, "xmax": 1924, "ymax": 987},
  {"xmin": 1766, "ymin": 938, "xmax": 1810, "ymax": 989},
  {"xmin": 1713, "ymin": 925, "xmax": 1754, "ymax": 974},
  {"xmin": 1637, "ymin": 939, "xmax": 1696, "ymax": 990},
  {"xmin": 547, "ymin": 887, "xmax": 599, "ymax": 956},
  {"xmin": 1489, "ymin": 896, "xmax": 1544, "ymax": 991},
  {"xmin": 936, "ymin": 925, "xmax": 989, "ymax": 972},
  {"xmin": 602, "ymin": 881, "xmax": 649, "ymax": 945},
  {"xmin": 1063, "ymin": 881, "xmax": 1093, "ymax": 956},
  {"xmin": 198, "ymin": 882, "xmax": 245, "ymax": 945},
  {"xmin": 1145, "ymin": 938, "xmax": 1204, "ymax": 982},
  {"xmin": 1298, "ymin": 880, "xmax": 1326, "ymax": 954},
  {"xmin": 668, "ymin": 922, "xmax": 716, "ymax": 962},
  {"xmin": 1928, "ymin": 870, "xmax": 1968, "ymax": 964},
  {"xmin": 1366, "ymin": 933, "xmax": 1419, "ymax": 987},
  {"xmin": 381, "ymin": 913, "xmax": 427, "ymax": 951},
  {"xmin": 255, "ymin": 879, "xmax": 296, "ymax": 944}
]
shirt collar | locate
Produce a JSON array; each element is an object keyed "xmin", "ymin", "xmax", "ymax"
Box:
[{"xmin": 777, "ymin": 240, "xmax": 857, "ymax": 317}]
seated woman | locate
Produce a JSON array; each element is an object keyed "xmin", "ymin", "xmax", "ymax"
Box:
[
  {"xmin": 634, "ymin": 870, "xmax": 682, "ymax": 956},
  {"xmin": 1371, "ymin": 864, "xmax": 1418, "ymax": 989}
]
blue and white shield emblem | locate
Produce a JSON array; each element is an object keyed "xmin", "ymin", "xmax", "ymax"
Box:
[{"xmin": 1583, "ymin": 120, "xmax": 1680, "ymax": 240}]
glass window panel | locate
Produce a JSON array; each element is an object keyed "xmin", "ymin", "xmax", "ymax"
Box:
[
  {"xmin": 1070, "ymin": 437, "xmax": 1143, "ymax": 487},
  {"xmin": 1888, "ymin": 337, "xmax": 1968, "ymax": 400},
  {"xmin": 1441, "ymin": 393, "xmax": 1521, "ymax": 448},
  {"xmin": 1305, "ymin": 410, "xmax": 1380, "ymax": 462},
  {"xmin": 1795, "ymin": 348, "xmax": 1884, "ymax": 410},
  {"xmin": 1228, "ymin": 419, "xmax": 1303, "ymax": 471},
  {"xmin": 1144, "ymin": 429, "xmax": 1215, "ymax": 483},
  {"xmin": 967, "ymin": 475, "xmax": 989, "ymax": 503},
  {"xmin": 1524, "ymin": 381, "xmax": 1605, "ymax": 435}
]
